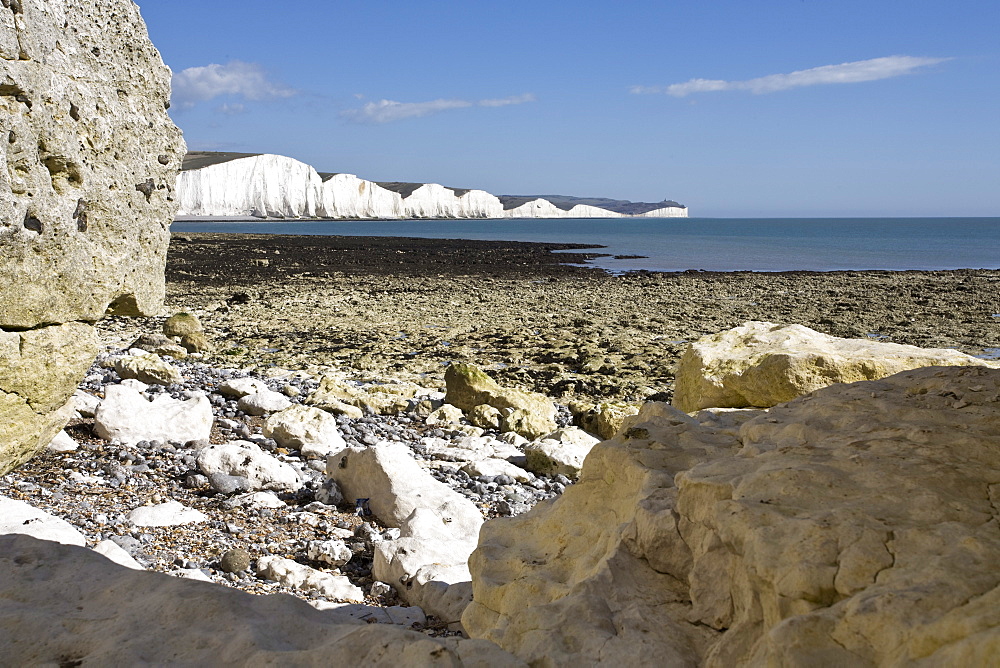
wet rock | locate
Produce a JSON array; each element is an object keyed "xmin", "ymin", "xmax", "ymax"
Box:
[{"xmin": 445, "ymin": 363, "xmax": 556, "ymax": 439}]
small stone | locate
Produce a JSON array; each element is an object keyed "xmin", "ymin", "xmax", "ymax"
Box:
[
  {"xmin": 163, "ymin": 312, "xmax": 203, "ymax": 338},
  {"xmin": 180, "ymin": 332, "xmax": 212, "ymax": 354},
  {"xmin": 370, "ymin": 581, "xmax": 393, "ymax": 598},
  {"xmin": 219, "ymin": 549, "xmax": 251, "ymax": 573}
]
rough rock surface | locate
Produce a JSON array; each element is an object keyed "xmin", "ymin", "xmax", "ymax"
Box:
[
  {"xmin": 0, "ymin": 534, "xmax": 523, "ymax": 665},
  {"xmin": 114, "ymin": 352, "xmax": 183, "ymax": 385},
  {"xmin": 93, "ymin": 384, "xmax": 213, "ymax": 445},
  {"xmin": 464, "ymin": 366, "xmax": 1000, "ymax": 666},
  {"xmin": 197, "ymin": 441, "xmax": 301, "ymax": 493},
  {"xmin": 264, "ymin": 404, "xmax": 346, "ymax": 451},
  {"xmin": 329, "ymin": 443, "xmax": 485, "ymax": 622},
  {"xmin": 256, "ymin": 555, "xmax": 364, "ymax": 602},
  {"xmin": 445, "ymin": 363, "xmax": 556, "ymax": 439},
  {"xmin": 0, "ymin": 0, "xmax": 184, "ymax": 474},
  {"xmin": 673, "ymin": 320, "xmax": 999, "ymax": 412}
]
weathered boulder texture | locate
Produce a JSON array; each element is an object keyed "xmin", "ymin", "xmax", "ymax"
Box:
[
  {"xmin": 672, "ymin": 321, "xmax": 999, "ymax": 412},
  {"xmin": 464, "ymin": 366, "xmax": 1000, "ymax": 665},
  {"xmin": 0, "ymin": 534, "xmax": 523, "ymax": 666},
  {"xmin": 0, "ymin": 0, "xmax": 184, "ymax": 474},
  {"xmin": 445, "ymin": 363, "xmax": 557, "ymax": 439}
]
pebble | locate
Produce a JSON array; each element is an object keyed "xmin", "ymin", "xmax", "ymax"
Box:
[{"xmin": 219, "ymin": 548, "xmax": 251, "ymax": 573}]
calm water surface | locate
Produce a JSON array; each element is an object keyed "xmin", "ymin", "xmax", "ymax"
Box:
[{"xmin": 171, "ymin": 217, "xmax": 1000, "ymax": 273}]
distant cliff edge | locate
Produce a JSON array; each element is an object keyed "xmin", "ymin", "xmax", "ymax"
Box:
[{"xmin": 175, "ymin": 152, "xmax": 688, "ymax": 220}]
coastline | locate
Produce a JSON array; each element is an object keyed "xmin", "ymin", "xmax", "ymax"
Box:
[{"xmin": 151, "ymin": 232, "xmax": 1000, "ymax": 404}]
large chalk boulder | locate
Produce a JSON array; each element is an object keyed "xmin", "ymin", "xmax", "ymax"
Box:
[
  {"xmin": 0, "ymin": 534, "xmax": 522, "ymax": 665},
  {"xmin": 464, "ymin": 366, "xmax": 1000, "ymax": 665},
  {"xmin": 197, "ymin": 441, "xmax": 301, "ymax": 493},
  {"xmin": 0, "ymin": 0, "xmax": 184, "ymax": 474},
  {"xmin": 672, "ymin": 320, "xmax": 999, "ymax": 412},
  {"xmin": 329, "ymin": 443, "xmax": 484, "ymax": 622},
  {"xmin": 93, "ymin": 384, "xmax": 212, "ymax": 445},
  {"xmin": 264, "ymin": 404, "xmax": 345, "ymax": 454}
]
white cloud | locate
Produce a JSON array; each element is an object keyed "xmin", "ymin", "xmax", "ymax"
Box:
[
  {"xmin": 342, "ymin": 93, "xmax": 535, "ymax": 124},
  {"xmin": 479, "ymin": 93, "xmax": 537, "ymax": 107},
  {"xmin": 633, "ymin": 56, "xmax": 950, "ymax": 98},
  {"xmin": 171, "ymin": 60, "xmax": 296, "ymax": 109},
  {"xmin": 215, "ymin": 103, "xmax": 245, "ymax": 115}
]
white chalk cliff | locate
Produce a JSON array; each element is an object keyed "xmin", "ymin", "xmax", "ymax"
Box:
[{"xmin": 175, "ymin": 154, "xmax": 687, "ymax": 220}]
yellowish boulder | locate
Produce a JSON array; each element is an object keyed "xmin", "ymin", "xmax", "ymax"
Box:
[
  {"xmin": 465, "ymin": 366, "xmax": 1000, "ymax": 665},
  {"xmin": 445, "ymin": 363, "xmax": 556, "ymax": 438},
  {"xmin": 672, "ymin": 321, "xmax": 998, "ymax": 412},
  {"xmin": 162, "ymin": 312, "xmax": 203, "ymax": 338},
  {"xmin": 0, "ymin": 323, "xmax": 95, "ymax": 475}
]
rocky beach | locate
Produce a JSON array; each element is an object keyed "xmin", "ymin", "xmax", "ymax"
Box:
[
  {"xmin": 6, "ymin": 231, "xmax": 1000, "ymax": 643},
  {"xmin": 164, "ymin": 232, "xmax": 1000, "ymax": 403},
  {"xmin": 3, "ymin": 1, "xmax": 999, "ymax": 663}
]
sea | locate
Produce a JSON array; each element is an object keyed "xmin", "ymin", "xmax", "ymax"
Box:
[{"xmin": 170, "ymin": 217, "xmax": 1000, "ymax": 274}]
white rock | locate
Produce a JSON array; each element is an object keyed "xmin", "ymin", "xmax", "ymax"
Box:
[
  {"xmin": 197, "ymin": 441, "xmax": 301, "ymax": 493},
  {"xmin": 328, "ymin": 442, "xmax": 483, "ymax": 535},
  {"xmin": 127, "ymin": 500, "xmax": 207, "ymax": 527},
  {"xmin": 425, "ymin": 403, "xmax": 465, "ymax": 426},
  {"xmin": 540, "ymin": 426, "xmax": 601, "ymax": 448},
  {"xmin": 175, "ymin": 152, "xmax": 687, "ymax": 221},
  {"xmin": 119, "ymin": 378, "xmax": 149, "ymax": 392},
  {"xmin": 461, "ymin": 458, "xmax": 534, "ymax": 483},
  {"xmin": 373, "ymin": 507, "xmax": 480, "ymax": 626},
  {"xmin": 237, "ymin": 390, "xmax": 292, "ymax": 416},
  {"xmin": 0, "ymin": 534, "xmax": 520, "ymax": 664},
  {"xmin": 93, "ymin": 384, "xmax": 213, "ymax": 445},
  {"xmin": 0, "ymin": 496, "xmax": 86, "ymax": 546},
  {"xmin": 232, "ymin": 491, "xmax": 286, "ymax": 509},
  {"xmin": 256, "ymin": 556, "xmax": 364, "ymax": 601},
  {"xmin": 264, "ymin": 404, "xmax": 345, "ymax": 452},
  {"xmin": 170, "ymin": 568, "xmax": 213, "ymax": 582},
  {"xmin": 502, "ymin": 198, "xmax": 623, "ymax": 219},
  {"xmin": 672, "ymin": 320, "xmax": 1000, "ymax": 412},
  {"xmin": 499, "ymin": 431, "xmax": 528, "ymax": 447},
  {"xmin": 218, "ymin": 377, "xmax": 272, "ymax": 398},
  {"xmin": 72, "ymin": 390, "xmax": 102, "ymax": 418},
  {"xmin": 92, "ymin": 539, "xmax": 143, "ymax": 570},
  {"xmin": 46, "ymin": 430, "xmax": 79, "ymax": 453},
  {"xmin": 307, "ymin": 539, "xmax": 353, "ymax": 567},
  {"xmin": 523, "ymin": 428, "xmax": 601, "ymax": 478},
  {"xmin": 419, "ymin": 435, "xmax": 522, "ymax": 463},
  {"xmin": 328, "ymin": 443, "xmax": 484, "ymax": 623}
]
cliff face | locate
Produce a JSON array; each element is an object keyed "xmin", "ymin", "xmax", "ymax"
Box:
[
  {"xmin": 175, "ymin": 153, "xmax": 688, "ymax": 220},
  {"xmin": 0, "ymin": 0, "xmax": 184, "ymax": 474}
]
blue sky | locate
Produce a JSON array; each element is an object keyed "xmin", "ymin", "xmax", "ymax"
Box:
[{"xmin": 138, "ymin": 0, "xmax": 999, "ymax": 217}]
